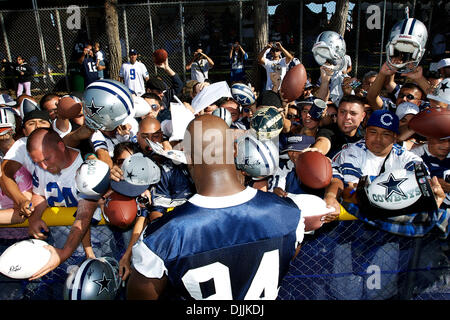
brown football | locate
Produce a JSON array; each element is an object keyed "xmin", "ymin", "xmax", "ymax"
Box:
[
  {"xmin": 296, "ymin": 151, "xmax": 332, "ymax": 189},
  {"xmin": 57, "ymin": 95, "xmax": 82, "ymax": 119},
  {"xmin": 408, "ymin": 107, "xmax": 450, "ymax": 139},
  {"xmin": 280, "ymin": 63, "xmax": 307, "ymax": 102},
  {"xmin": 153, "ymin": 49, "xmax": 168, "ymax": 65},
  {"xmin": 103, "ymin": 192, "xmax": 137, "ymax": 229}
]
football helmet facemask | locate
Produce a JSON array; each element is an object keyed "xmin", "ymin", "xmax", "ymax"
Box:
[{"xmin": 312, "ymin": 31, "xmax": 347, "ymax": 71}]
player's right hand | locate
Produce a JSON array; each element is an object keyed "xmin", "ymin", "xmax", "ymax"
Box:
[{"xmin": 19, "ymin": 199, "xmax": 34, "ymax": 217}]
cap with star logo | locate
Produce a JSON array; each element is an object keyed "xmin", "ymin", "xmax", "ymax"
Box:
[
  {"xmin": 427, "ymin": 78, "xmax": 450, "ymax": 105},
  {"xmin": 110, "ymin": 152, "xmax": 161, "ymax": 197}
]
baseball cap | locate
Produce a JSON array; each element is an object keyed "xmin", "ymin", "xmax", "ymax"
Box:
[
  {"xmin": 129, "ymin": 49, "xmax": 138, "ymax": 55},
  {"xmin": 366, "ymin": 109, "xmax": 399, "ymax": 134},
  {"xmin": 304, "ymin": 80, "xmax": 313, "ymax": 90},
  {"xmin": 146, "ymin": 77, "xmax": 166, "ymax": 92},
  {"xmin": 427, "ymin": 78, "xmax": 450, "ymax": 105},
  {"xmin": 437, "ymin": 58, "xmax": 450, "ymax": 70},
  {"xmin": 110, "ymin": 153, "xmax": 161, "ymax": 197},
  {"xmin": 395, "ymin": 101, "xmax": 420, "ymax": 120},
  {"xmin": 19, "ymin": 98, "xmax": 39, "ymax": 119},
  {"xmin": 281, "ymin": 134, "xmax": 315, "ymax": 153},
  {"xmin": 22, "ymin": 109, "xmax": 51, "ymax": 125}
]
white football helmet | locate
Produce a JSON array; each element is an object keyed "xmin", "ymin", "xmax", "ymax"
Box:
[
  {"xmin": 0, "ymin": 107, "xmax": 17, "ymax": 135},
  {"xmin": 75, "ymin": 159, "xmax": 111, "ymax": 201},
  {"xmin": 64, "ymin": 257, "xmax": 121, "ymax": 300},
  {"xmin": 212, "ymin": 107, "xmax": 232, "ymax": 127},
  {"xmin": 235, "ymin": 133, "xmax": 279, "ymax": 178},
  {"xmin": 312, "ymin": 31, "xmax": 346, "ymax": 71},
  {"xmin": 82, "ymin": 79, "xmax": 134, "ymax": 131},
  {"xmin": 386, "ymin": 18, "xmax": 428, "ymax": 73}
]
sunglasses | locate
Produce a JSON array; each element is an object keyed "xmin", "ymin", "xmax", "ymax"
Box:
[
  {"xmin": 150, "ymin": 104, "xmax": 160, "ymax": 111},
  {"xmin": 328, "ymin": 113, "xmax": 337, "ymax": 119},
  {"xmin": 242, "ymin": 107, "xmax": 250, "ymax": 113},
  {"xmin": 398, "ymin": 93, "xmax": 418, "ymax": 101},
  {"xmin": 287, "ymin": 114, "xmax": 298, "ymax": 120}
]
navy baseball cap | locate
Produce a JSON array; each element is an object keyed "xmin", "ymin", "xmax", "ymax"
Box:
[
  {"xmin": 366, "ymin": 109, "xmax": 399, "ymax": 134},
  {"xmin": 281, "ymin": 134, "xmax": 315, "ymax": 153},
  {"xmin": 129, "ymin": 49, "xmax": 137, "ymax": 55}
]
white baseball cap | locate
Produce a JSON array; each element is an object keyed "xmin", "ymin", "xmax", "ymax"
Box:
[
  {"xmin": 395, "ymin": 101, "xmax": 420, "ymax": 120},
  {"xmin": 437, "ymin": 58, "xmax": 450, "ymax": 70},
  {"xmin": 427, "ymin": 78, "xmax": 450, "ymax": 105},
  {"xmin": 110, "ymin": 153, "xmax": 161, "ymax": 197}
]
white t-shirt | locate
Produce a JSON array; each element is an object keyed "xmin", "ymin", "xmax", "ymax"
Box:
[
  {"xmin": 119, "ymin": 61, "xmax": 149, "ymax": 96},
  {"xmin": 263, "ymin": 57, "xmax": 288, "ymax": 91},
  {"xmin": 4, "ymin": 137, "xmax": 34, "ymax": 174},
  {"xmin": 190, "ymin": 58, "xmax": 211, "ymax": 82},
  {"xmin": 32, "ymin": 148, "xmax": 83, "ymax": 207}
]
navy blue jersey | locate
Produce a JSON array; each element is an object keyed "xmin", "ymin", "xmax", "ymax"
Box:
[
  {"xmin": 81, "ymin": 55, "xmax": 99, "ymax": 87},
  {"xmin": 150, "ymin": 159, "xmax": 196, "ymax": 214},
  {"xmin": 132, "ymin": 187, "xmax": 304, "ymax": 300}
]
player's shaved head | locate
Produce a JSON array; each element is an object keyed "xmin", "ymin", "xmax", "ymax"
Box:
[
  {"xmin": 139, "ymin": 117, "xmax": 161, "ymax": 132},
  {"xmin": 184, "ymin": 114, "xmax": 244, "ymax": 196},
  {"xmin": 26, "ymin": 127, "xmax": 62, "ymax": 154}
]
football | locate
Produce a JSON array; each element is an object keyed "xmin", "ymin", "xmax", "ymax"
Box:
[
  {"xmin": 296, "ymin": 151, "xmax": 332, "ymax": 189},
  {"xmin": 231, "ymin": 83, "xmax": 256, "ymax": 106},
  {"xmin": 408, "ymin": 107, "xmax": 450, "ymax": 139},
  {"xmin": 286, "ymin": 193, "xmax": 334, "ymax": 231},
  {"xmin": 280, "ymin": 63, "xmax": 307, "ymax": 102},
  {"xmin": 250, "ymin": 106, "xmax": 284, "ymax": 140},
  {"xmin": 0, "ymin": 239, "xmax": 51, "ymax": 279},
  {"xmin": 57, "ymin": 95, "xmax": 82, "ymax": 119},
  {"xmin": 103, "ymin": 191, "xmax": 138, "ymax": 229},
  {"xmin": 153, "ymin": 49, "xmax": 168, "ymax": 65}
]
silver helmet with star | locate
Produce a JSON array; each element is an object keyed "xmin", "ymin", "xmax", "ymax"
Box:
[
  {"xmin": 82, "ymin": 79, "xmax": 134, "ymax": 131},
  {"xmin": 64, "ymin": 257, "xmax": 121, "ymax": 300}
]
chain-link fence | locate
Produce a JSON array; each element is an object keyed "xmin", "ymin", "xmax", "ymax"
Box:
[{"xmin": 1, "ymin": 1, "xmax": 444, "ymax": 97}]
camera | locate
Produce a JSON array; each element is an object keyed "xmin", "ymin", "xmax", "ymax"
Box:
[
  {"xmin": 444, "ymin": 170, "xmax": 450, "ymax": 183},
  {"xmin": 137, "ymin": 195, "xmax": 152, "ymax": 209}
]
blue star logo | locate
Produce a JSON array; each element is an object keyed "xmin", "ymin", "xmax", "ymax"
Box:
[
  {"xmin": 87, "ymin": 98, "xmax": 104, "ymax": 115},
  {"xmin": 93, "ymin": 272, "xmax": 111, "ymax": 295},
  {"xmin": 377, "ymin": 173, "xmax": 408, "ymax": 199}
]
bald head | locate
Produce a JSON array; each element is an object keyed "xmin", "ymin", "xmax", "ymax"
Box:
[
  {"xmin": 26, "ymin": 127, "xmax": 62, "ymax": 154},
  {"xmin": 137, "ymin": 117, "xmax": 163, "ymax": 153},
  {"xmin": 184, "ymin": 114, "xmax": 244, "ymax": 196}
]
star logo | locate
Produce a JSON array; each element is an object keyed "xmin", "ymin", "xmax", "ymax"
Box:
[
  {"xmin": 126, "ymin": 170, "xmax": 136, "ymax": 181},
  {"xmin": 440, "ymin": 81, "xmax": 448, "ymax": 93},
  {"xmin": 87, "ymin": 98, "xmax": 104, "ymax": 115},
  {"xmin": 93, "ymin": 272, "xmax": 111, "ymax": 295},
  {"xmin": 377, "ymin": 173, "xmax": 408, "ymax": 199}
]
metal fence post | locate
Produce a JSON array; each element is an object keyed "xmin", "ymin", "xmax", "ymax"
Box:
[
  {"xmin": 299, "ymin": 0, "xmax": 303, "ymax": 62},
  {"xmin": 32, "ymin": 0, "xmax": 49, "ymax": 93},
  {"xmin": 354, "ymin": 0, "xmax": 361, "ymax": 78},
  {"xmin": 147, "ymin": 1, "xmax": 156, "ymax": 75},
  {"xmin": 239, "ymin": 0, "xmax": 243, "ymax": 45},
  {"xmin": 379, "ymin": 0, "xmax": 387, "ymax": 69},
  {"xmin": 0, "ymin": 12, "xmax": 11, "ymax": 62},
  {"xmin": 179, "ymin": 2, "xmax": 186, "ymax": 82},
  {"xmin": 55, "ymin": 9, "xmax": 69, "ymax": 92}
]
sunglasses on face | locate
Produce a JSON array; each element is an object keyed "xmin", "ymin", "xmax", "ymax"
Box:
[
  {"xmin": 328, "ymin": 113, "xmax": 337, "ymax": 119},
  {"xmin": 398, "ymin": 93, "xmax": 418, "ymax": 101},
  {"xmin": 287, "ymin": 114, "xmax": 298, "ymax": 120},
  {"xmin": 150, "ymin": 104, "xmax": 160, "ymax": 111}
]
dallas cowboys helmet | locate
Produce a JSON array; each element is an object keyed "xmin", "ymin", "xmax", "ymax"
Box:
[
  {"xmin": 312, "ymin": 31, "xmax": 347, "ymax": 71},
  {"xmin": 0, "ymin": 107, "xmax": 17, "ymax": 135},
  {"xmin": 64, "ymin": 257, "xmax": 121, "ymax": 300},
  {"xmin": 386, "ymin": 18, "xmax": 428, "ymax": 73},
  {"xmin": 212, "ymin": 107, "xmax": 232, "ymax": 127},
  {"xmin": 82, "ymin": 79, "xmax": 134, "ymax": 131},
  {"xmin": 356, "ymin": 162, "xmax": 438, "ymax": 220},
  {"xmin": 427, "ymin": 78, "xmax": 450, "ymax": 105},
  {"xmin": 235, "ymin": 133, "xmax": 279, "ymax": 178},
  {"xmin": 250, "ymin": 106, "xmax": 284, "ymax": 140},
  {"xmin": 231, "ymin": 83, "xmax": 256, "ymax": 106},
  {"xmin": 75, "ymin": 159, "xmax": 111, "ymax": 201}
]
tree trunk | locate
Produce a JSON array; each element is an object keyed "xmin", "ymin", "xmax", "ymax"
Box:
[
  {"xmin": 329, "ymin": 0, "xmax": 350, "ymax": 36},
  {"xmin": 253, "ymin": 0, "xmax": 268, "ymax": 92},
  {"xmin": 105, "ymin": 0, "xmax": 121, "ymax": 80}
]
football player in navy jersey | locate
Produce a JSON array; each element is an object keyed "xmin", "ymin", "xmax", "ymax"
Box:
[{"xmin": 127, "ymin": 114, "xmax": 305, "ymax": 300}]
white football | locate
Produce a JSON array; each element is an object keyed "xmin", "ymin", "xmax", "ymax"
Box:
[
  {"xmin": 287, "ymin": 193, "xmax": 335, "ymax": 231},
  {"xmin": 0, "ymin": 239, "xmax": 51, "ymax": 279},
  {"xmin": 365, "ymin": 169, "xmax": 421, "ymax": 210}
]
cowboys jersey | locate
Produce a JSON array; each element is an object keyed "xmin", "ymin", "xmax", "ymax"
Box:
[
  {"xmin": 132, "ymin": 187, "xmax": 304, "ymax": 300},
  {"xmin": 411, "ymin": 143, "xmax": 450, "ymax": 208},
  {"xmin": 332, "ymin": 139, "xmax": 423, "ymax": 185},
  {"xmin": 150, "ymin": 159, "xmax": 195, "ymax": 214}
]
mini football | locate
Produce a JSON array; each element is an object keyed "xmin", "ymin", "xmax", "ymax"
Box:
[
  {"xmin": 408, "ymin": 107, "xmax": 450, "ymax": 139},
  {"xmin": 57, "ymin": 95, "xmax": 82, "ymax": 119},
  {"xmin": 153, "ymin": 49, "xmax": 168, "ymax": 65},
  {"xmin": 0, "ymin": 239, "xmax": 51, "ymax": 279},
  {"xmin": 103, "ymin": 191, "xmax": 138, "ymax": 229},
  {"xmin": 286, "ymin": 193, "xmax": 334, "ymax": 231},
  {"xmin": 280, "ymin": 63, "xmax": 307, "ymax": 102},
  {"xmin": 231, "ymin": 83, "xmax": 256, "ymax": 106},
  {"xmin": 296, "ymin": 151, "xmax": 332, "ymax": 189}
]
